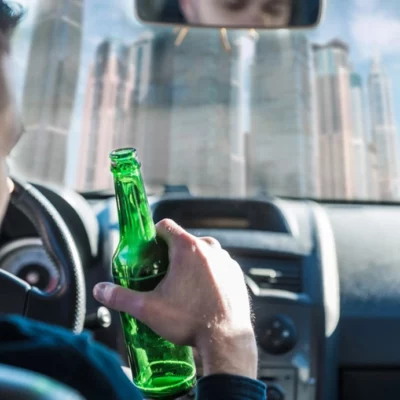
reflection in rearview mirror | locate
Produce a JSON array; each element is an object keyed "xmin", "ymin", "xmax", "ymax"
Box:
[{"xmin": 135, "ymin": 0, "xmax": 323, "ymax": 30}]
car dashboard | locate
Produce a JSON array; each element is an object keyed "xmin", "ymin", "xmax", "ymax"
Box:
[{"xmin": 1, "ymin": 184, "xmax": 400, "ymax": 400}]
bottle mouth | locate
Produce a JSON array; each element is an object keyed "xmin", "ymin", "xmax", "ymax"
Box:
[
  {"xmin": 110, "ymin": 147, "xmax": 141, "ymax": 171},
  {"xmin": 110, "ymin": 147, "xmax": 137, "ymax": 161}
]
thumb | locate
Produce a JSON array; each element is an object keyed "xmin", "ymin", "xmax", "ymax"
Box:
[{"xmin": 93, "ymin": 282, "xmax": 157, "ymax": 324}]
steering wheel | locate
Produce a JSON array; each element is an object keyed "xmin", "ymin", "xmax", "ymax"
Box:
[
  {"xmin": 0, "ymin": 178, "xmax": 86, "ymax": 333},
  {"xmin": 0, "ymin": 364, "xmax": 84, "ymax": 400}
]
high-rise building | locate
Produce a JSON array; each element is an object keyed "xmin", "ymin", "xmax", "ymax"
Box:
[
  {"xmin": 12, "ymin": 0, "xmax": 83, "ymax": 184},
  {"xmin": 166, "ymin": 30, "xmax": 233, "ymax": 196},
  {"xmin": 127, "ymin": 29, "xmax": 233, "ymax": 196},
  {"xmin": 76, "ymin": 40, "xmax": 135, "ymax": 191},
  {"xmin": 119, "ymin": 32, "xmax": 153, "ymax": 152},
  {"xmin": 313, "ymin": 39, "xmax": 354, "ymax": 199},
  {"xmin": 350, "ymin": 72, "xmax": 368, "ymax": 198},
  {"xmin": 248, "ymin": 32, "xmax": 316, "ymax": 198},
  {"xmin": 127, "ymin": 30, "xmax": 172, "ymax": 192},
  {"xmin": 368, "ymin": 56, "xmax": 400, "ymax": 200}
]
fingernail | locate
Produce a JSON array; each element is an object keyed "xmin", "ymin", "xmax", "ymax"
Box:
[{"xmin": 93, "ymin": 283, "xmax": 110, "ymax": 303}]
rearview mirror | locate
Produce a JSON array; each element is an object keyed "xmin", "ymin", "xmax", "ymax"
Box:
[{"xmin": 135, "ymin": 0, "xmax": 323, "ymax": 30}]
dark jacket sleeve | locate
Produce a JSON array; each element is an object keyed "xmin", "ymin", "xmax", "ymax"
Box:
[
  {"xmin": 0, "ymin": 315, "xmax": 141, "ymax": 400},
  {"xmin": 196, "ymin": 374, "xmax": 266, "ymax": 400},
  {"xmin": 0, "ymin": 315, "xmax": 266, "ymax": 400}
]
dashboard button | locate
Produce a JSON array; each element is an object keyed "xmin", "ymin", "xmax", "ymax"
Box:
[
  {"xmin": 259, "ymin": 315, "xmax": 297, "ymax": 355},
  {"xmin": 267, "ymin": 385, "xmax": 285, "ymax": 400}
]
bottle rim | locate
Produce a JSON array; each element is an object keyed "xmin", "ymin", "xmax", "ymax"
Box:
[{"xmin": 110, "ymin": 147, "xmax": 137, "ymax": 161}]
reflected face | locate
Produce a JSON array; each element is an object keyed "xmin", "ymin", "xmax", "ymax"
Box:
[
  {"xmin": 0, "ymin": 34, "xmax": 22, "ymax": 223},
  {"xmin": 179, "ymin": 0, "xmax": 292, "ymax": 28}
]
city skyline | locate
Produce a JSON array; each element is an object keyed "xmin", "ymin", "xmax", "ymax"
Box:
[
  {"xmin": 312, "ymin": 37, "xmax": 400, "ymax": 200},
  {"xmin": 76, "ymin": 28, "xmax": 400, "ymax": 200}
]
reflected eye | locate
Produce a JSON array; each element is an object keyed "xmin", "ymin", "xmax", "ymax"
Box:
[
  {"xmin": 222, "ymin": 0, "xmax": 248, "ymax": 11},
  {"xmin": 263, "ymin": 0, "xmax": 291, "ymax": 17}
]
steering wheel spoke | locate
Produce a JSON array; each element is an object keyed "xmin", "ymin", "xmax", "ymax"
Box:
[
  {"xmin": 0, "ymin": 269, "xmax": 30, "ymax": 315},
  {"xmin": 25, "ymin": 287, "xmax": 77, "ymax": 328}
]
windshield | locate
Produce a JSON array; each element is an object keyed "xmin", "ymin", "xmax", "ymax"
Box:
[{"xmin": 9, "ymin": 0, "xmax": 400, "ymax": 201}]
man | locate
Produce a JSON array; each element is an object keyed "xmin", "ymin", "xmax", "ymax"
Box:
[
  {"xmin": 0, "ymin": 2, "xmax": 23, "ymax": 222},
  {"xmin": 0, "ymin": 1, "xmax": 266, "ymax": 399},
  {"xmin": 178, "ymin": 0, "xmax": 293, "ymax": 28}
]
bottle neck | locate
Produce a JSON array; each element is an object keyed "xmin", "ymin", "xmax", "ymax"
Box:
[{"xmin": 113, "ymin": 168, "xmax": 155, "ymax": 245}]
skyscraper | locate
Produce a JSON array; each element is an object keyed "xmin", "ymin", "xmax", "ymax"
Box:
[
  {"xmin": 127, "ymin": 30, "xmax": 172, "ymax": 191},
  {"xmin": 248, "ymin": 32, "xmax": 316, "ymax": 198},
  {"xmin": 76, "ymin": 40, "xmax": 135, "ymax": 191},
  {"xmin": 368, "ymin": 56, "xmax": 400, "ymax": 200},
  {"xmin": 313, "ymin": 39, "xmax": 354, "ymax": 199},
  {"xmin": 127, "ymin": 29, "xmax": 233, "ymax": 196},
  {"xmin": 350, "ymin": 72, "xmax": 368, "ymax": 198},
  {"xmin": 119, "ymin": 32, "xmax": 153, "ymax": 152},
  {"xmin": 166, "ymin": 30, "xmax": 233, "ymax": 196},
  {"xmin": 12, "ymin": 0, "xmax": 83, "ymax": 184}
]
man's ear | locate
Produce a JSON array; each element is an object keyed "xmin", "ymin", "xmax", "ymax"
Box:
[{"xmin": 178, "ymin": 0, "xmax": 197, "ymax": 23}]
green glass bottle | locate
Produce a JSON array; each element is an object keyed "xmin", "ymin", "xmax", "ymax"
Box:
[{"xmin": 110, "ymin": 148, "xmax": 196, "ymax": 399}]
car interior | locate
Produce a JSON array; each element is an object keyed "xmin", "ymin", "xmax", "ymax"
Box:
[{"xmin": 1, "ymin": 0, "xmax": 400, "ymax": 399}]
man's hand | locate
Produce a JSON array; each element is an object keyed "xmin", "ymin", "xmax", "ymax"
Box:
[{"xmin": 93, "ymin": 219, "xmax": 258, "ymax": 379}]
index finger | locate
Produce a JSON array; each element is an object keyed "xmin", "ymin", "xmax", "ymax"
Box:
[{"xmin": 156, "ymin": 219, "xmax": 191, "ymax": 246}]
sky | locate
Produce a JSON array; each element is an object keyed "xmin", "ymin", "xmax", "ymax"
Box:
[
  {"xmin": 9, "ymin": 0, "xmax": 400, "ymax": 187},
  {"xmin": 312, "ymin": 0, "xmax": 400, "ymax": 59}
]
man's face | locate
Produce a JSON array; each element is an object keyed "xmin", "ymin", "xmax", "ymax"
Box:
[
  {"xmin": 0, "ymin": 33, "xmax": 23, "ymax": 223},
  {"xmin": 179, "ymin": 0, "xmax": 292, "ymax": 28}
]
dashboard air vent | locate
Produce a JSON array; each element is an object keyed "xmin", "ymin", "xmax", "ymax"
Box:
[{"xmin": 236, "ymin": 256, "xmax": 303, "ymax": 293}]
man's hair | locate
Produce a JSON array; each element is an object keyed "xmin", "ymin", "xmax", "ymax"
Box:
[{"xmin": 0, "ymin": 1, "xmax": 23, "ymax": 36}]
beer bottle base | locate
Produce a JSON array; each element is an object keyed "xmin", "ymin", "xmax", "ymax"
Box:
[{"xmin": 133, "ymin": 360, "xmax": 196, "ymax": 399}]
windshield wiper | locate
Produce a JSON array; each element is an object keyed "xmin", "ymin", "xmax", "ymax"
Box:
[
  {"xmin": 163, "ymin": 185, "xmax": 191, "ymax": 196},
  {"xmin": 80, "ymin": 189, "xmax": 115, "ymax": 200}
]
